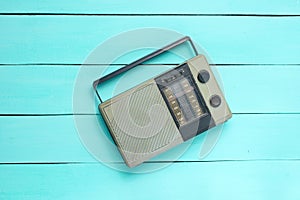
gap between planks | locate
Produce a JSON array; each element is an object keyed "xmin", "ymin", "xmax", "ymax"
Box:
[
  {"xmin": 1, "ymin": 63, "xmax": 300, "ymax": 66},
  {"xmin": 0, "ymin": 13, "xmax": 300, "ymax": 17},
  {"xmin": 0, "ymin": 113, "xmax": 300, "ymax": 116},
  {"xmin": 2, "ymin": 159, "xmax": 300, "ymax": 165}
]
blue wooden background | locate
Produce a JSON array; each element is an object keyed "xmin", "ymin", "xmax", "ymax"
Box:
[{"xmin": 1, "ymin": 1, "xmax": 300, "ymax": 199}]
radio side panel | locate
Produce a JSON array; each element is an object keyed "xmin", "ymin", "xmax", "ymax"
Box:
[{"xmin": 188, "ymin": 55, "xmax": 232, "ymax": 125}]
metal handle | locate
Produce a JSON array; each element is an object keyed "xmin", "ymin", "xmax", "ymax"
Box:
[{"xmin": 93, "ymin": 36, "xmax": 198, "ymax": 103}]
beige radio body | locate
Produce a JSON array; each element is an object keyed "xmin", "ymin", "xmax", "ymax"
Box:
[{"xmin": 99, "ymin": 55, "xmax": 231, "ymax": 168}]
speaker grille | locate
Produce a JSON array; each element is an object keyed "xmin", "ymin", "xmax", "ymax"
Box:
[{"xmin": 101, "ymin": 81, "xmax": 182, "ymax": 166}]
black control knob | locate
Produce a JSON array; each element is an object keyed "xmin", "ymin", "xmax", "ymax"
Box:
[
  {"xmin": 210, "ymin": 95, "xmax": 222, "ymax": 108},
  {"xmin": 197, "ymin": 70, "xmax": 210, "ymax": 83}
]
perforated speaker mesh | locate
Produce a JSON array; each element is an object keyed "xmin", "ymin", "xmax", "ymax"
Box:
[{"xmin": 100, "ymin": 81, "xmax": 183, "ymax": 166}]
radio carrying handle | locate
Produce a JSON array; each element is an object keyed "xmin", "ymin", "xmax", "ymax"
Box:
[{"xmin": 93, "ymin": 36, "xmax": 199, "ymax": 103}]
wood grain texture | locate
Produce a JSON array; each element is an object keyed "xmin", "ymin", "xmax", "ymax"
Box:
[
  {"xmin": 0, "ymin": 65, "xmax": 299, "ymax": 114},
  {"xmin": 0, "ymin": 162, "xmax": 300, "ymax": 199},
  {"xmin": 0, "ymin": 114, "xmax": 299, "ymax": 163},
  {"xmin": 1, "ymin": 1, "xmax": 299, "ymax": 198},
  {"xmin": 0, "ymin": 0, "xmax": 300, "ymax": 14},
  {"xmin": 0, "ymin": 16, "xmax": 300, "ymax": 64}
]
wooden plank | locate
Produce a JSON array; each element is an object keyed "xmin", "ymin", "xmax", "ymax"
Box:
[
  {"xmin": 0, "ymin": 114, "xmax": 299, "ymax": 163},
  {"xmin": 0, "ymin": 65, "xmax": 299, "ymax": 114},
  {"xmin": 0, "ymin": 66, "xmax": 77, "ymax": 114},
  {"xmin": 0, "ymin": 0, "xmax": 300, "ymax": 14},
  {"xmin": 0, "ymin": 161, "xmax": 299, "ymax": 199},
  {"xmin": 1, "ymin": 16, "xmax": 300, "ymax": 64}
]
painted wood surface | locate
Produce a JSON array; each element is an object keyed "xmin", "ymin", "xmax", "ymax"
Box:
[
  {"xmin": 1, "ymin": 162, "xmax": 300, "ymax": 199},
  {"xmin": 0, "ymin": 114, "xmax": 299, "ymax": 163},
  {"xmin": 0, "ymin": 0, "xmax": 300, "ymax": 14},
  {"xmin": 0, "ymin": 65, "xmax": 299, "ymax": 114},
  {"xmin": 1, "ymin": 1, "xmax": 299, "ymax": 199},
  {"xmin": 0, "ymin": 16, "xmax": 300, "ymax": 64}
]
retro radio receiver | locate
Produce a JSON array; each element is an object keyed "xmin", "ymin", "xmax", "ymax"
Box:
[{"xmin": 93, "ymin": 37, "xmax": 232, "ymax": 168}]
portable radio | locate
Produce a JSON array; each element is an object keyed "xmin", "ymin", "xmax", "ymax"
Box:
[{"xmin": 93, "ymin": 36, "xmax": 232, "ymax": 168}]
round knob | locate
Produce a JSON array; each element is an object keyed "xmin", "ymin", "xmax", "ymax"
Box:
[
  {"xmin": 197, "ymin": 70, "xmax": 210, "ymax": 83},
  {"xmin": 210, "ymin": 95, "xmax": 222, "ymax": 108}
]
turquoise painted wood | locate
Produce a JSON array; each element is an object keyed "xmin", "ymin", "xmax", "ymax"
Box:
[
  {"xmin": 0, "ymin": 114, "xmax": 299, "ymax": 163},
  {"xmin": 0, "ymin": 162, "xmax": 300, "ymax": 199},
  {"xmin": 0, "ymin": 0, "xmax": 300, "ymax": 14},
  {"xmin": 0, "ymin": 16, "xmax": 300, "ymax": 64},
  {"xmin": 1, "ymin": 1, "xmax": 300, "ymax": 199},
  {"xmin": 0, "ymin": 65, "xmax": 300, "ymax": 114}
]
